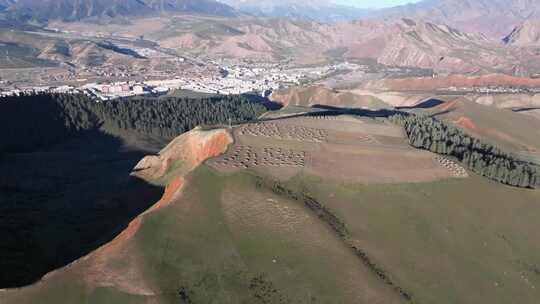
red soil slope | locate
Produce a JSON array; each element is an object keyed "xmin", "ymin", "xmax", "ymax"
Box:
[{"xmin": 13, "ymin": 128, "xmax": 235, "ymax": 297}]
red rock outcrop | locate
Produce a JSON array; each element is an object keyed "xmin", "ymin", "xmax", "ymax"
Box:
[
  {"xmin": 83, "ymin": 128, "xmax": 233, "ymax": 295},
  {"xmin": 133, "ymin": 127, "xmax": 233, "ymax": 180}
]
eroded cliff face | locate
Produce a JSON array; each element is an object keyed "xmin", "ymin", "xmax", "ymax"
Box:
[
  {"xmin": 133, "ymin": 127, "xmax": 233, "ymax": 182},
  {"xmin": 84, "ymin": 128, "xmax": 233, "ymax": 294}
]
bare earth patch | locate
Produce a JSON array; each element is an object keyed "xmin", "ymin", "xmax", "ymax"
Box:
[{"xmin": 211, "ymin": 116, "xmax": 457, "ymax": 184}]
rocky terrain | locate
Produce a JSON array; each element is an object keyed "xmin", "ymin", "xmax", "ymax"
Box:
[
  {"xmin": 218, "ymin": 0, "xmax": 370, "ymax": 22},
  {"xmin": 504, "ymin": 19, "xmax": 540, "ymax": 46},
  {"xmin": 3, "ymin": 1, "xmax": 540, "ymax": 76},
  {"xmin": 375, "ymin": 0, "xmax": 540, "ymax": 39},
  {"xmin": 0, "ymin": 0, "xmax": 237, "ymax": 22},
  {"xmin": 3, "ymin": 0, "xmax": 540, "ymax": 77},
  {"xmin": 149, "ymin": 17, "xmax": 531, "ymax": 74}
]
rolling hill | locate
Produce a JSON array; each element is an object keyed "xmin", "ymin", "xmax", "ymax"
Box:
[{"xmin": 427, "ymin": 98, "xmax": 540, "ymax": 162}]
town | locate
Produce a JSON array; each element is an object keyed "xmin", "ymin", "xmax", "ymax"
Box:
[{"xmin": 0, "ymin": 60, "xmax": 359, "ymax": 101}]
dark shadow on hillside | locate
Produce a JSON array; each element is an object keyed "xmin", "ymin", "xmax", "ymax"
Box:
[
  {"xmin": 396, "ymin": 98, "xmax": 446, "ymax": 110},
  {"xmin": 0, "ymin": 130, "xmax": 163, "ymax": 288},
  {"xmin": 512, "ymin": 107, "xmax": 540, "ymax": 112},
  {"xmin": 242, "ymin": 93, "xmax": 283, "ymax": 111},
  {"xmin": 309, "ymin": 104, "xmax": 403, "ymax": 118}
]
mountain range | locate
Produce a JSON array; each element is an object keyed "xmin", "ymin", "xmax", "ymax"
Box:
[
  {"xmin": 0, "ymin": 0, "xmax": 237, "ymax": 22},
  {"xmin": 218, "ymin": 0, "xmax": 371, "ymax": 22},
  {"xmin": 2, "ymin": 0, "xmax": 540, "ymax": 40},
  {"xmin": 503, "ymin": 19, "xmax": 540, "ymax": 45},
  {"xmin": 3, "ymin": 0, "xmax": 540, "ymax": 75},
  {"xmin": 153, "ymin": 17, "xmax": 535, "ymax": 74},
  {"xmin": 375, "ymin": 0, "xmax": 540, "ymax": 38}
]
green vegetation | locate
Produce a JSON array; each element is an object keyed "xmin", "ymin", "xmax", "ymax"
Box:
[
  {"xmin": 388, "ymin": 114, "xmax": 540, "ymax": 189},
  {"xmin": 131, "ymin": 166, "xmax": 401, "ymax": 303},
  {"xmin": 0, "ymin": 93, "xmax": 267, "ymax": 153},
  {"xmin": 0, "ymin": 42, "xmax": 57, "ymax": 68},
  {"xmin": 0, "ymin": 130, "xmax": 162, "ymax": 288},
  {"xmin": 0, "ymin": 92, "xmax": 267, "ymax": 288},
  {"xmin": 253, "ymin": 175, "xmax": 413, "ymax": 302},
  {"xmin": 284, "ymin": 173, "xmax": 540, "ymax": 304},
  {"xmin": 96, "ymin": 94, "xmax": 266, "ymax": 138}
]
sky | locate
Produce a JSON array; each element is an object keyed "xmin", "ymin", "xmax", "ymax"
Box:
[{"xmin": 334, "ymin": 0, "xmax": 423, "ymax": 9}]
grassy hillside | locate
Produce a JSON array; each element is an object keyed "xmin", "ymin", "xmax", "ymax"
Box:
[
  {"xmin": 1, "ymin": 165, "xmax": 404, "ymax": 303},
  {"xmin": 284, "ymin": 173, "xmax": 540, "ymax": 304},
  {"xmin": 5, "ymin": 164, "xmax": 540, "ymax": 304},
  {"xmin": 0, "ymin": 93, "xmax": 268, "ymax": 288},
  {"xmin": 428, "ymin": 99, "xmax": 540, "ymax": 160},
  {"xmin": 0, "ymin": 131, "xmax": 163, "ymax": 288},
  {"xmin": 3, "ymin": 102, "xmax": 540, "ymax": 303}
]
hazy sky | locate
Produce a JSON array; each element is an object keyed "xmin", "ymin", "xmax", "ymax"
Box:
[{"xmin": 334, "ymin": 0, "xmax": 423, "ymax": 9}]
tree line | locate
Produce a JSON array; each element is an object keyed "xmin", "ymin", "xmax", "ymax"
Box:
[
  {"xmin": 95, "ymin": 94, "xmax": 266, "ymax": 138},
  {"xmin": 388, "ymin": 113, "xmax": 540, "ymax": 189},
  {"xmin": 0, "ymin": 93, "xmax": 267, "ymax": 153}
]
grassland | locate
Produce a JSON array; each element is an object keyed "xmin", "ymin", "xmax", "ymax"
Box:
[
  {"xmin": 284, "ymin": 173, "xmax": 540, "ymax": 304},
  {"xmin": 3, "ymin": 109, "xmax": 540, "ymax": 304},
  {"xmin": 132, "ymin": 165, "xmax": 402, "ymax": 303},
  {"xmin": 428, "ymin": 99, "xmax": 540, "ymax": 161},
  {"xmin": 4, "ymin": 152, "xmax": 540, "ymax": 304},
  {"xmin": 1, "ymin": 165, "xmax": 404, "ymax": 303}
]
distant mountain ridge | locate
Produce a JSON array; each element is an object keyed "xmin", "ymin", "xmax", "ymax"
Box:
[
  {"xmin": 375, "ymin": 0, "xmax": 540, "ymax": 38},
  {"xmin": 156, "ymin": 17, "xmax": 529, "ymax": 74},
  {"xmin": 0, "ymin": 0, "xmax": 237, "ymax": 22},
  {"xmin": 219, "ymin": 0, "xmax": 371, "ymax": 22}
]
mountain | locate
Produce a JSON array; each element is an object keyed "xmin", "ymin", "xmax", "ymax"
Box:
[
  {"xmin": 2, "ymin": 0, "xmax": 149, "ymax": 22},
  {"xmin": 503, "ymin": 19, "xmax": 540, "ymax": 45},
  {"xmin": 0, "ymin": 0, "xmax": 237, "ymax": 23},
  {"xmin": 142, "ymin": 0, "xmax": 237, "ymax": 16},
  {"xmin": 219, "ymin": 0, "xmax": 371, "ymax": 22},
  {"xmin": 157, "ymin": 17, "xmax": 521, "ymax": 74},
  {"xmin": 376, "ymin": 0, "xmax": 540, "ymax": 38}
]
